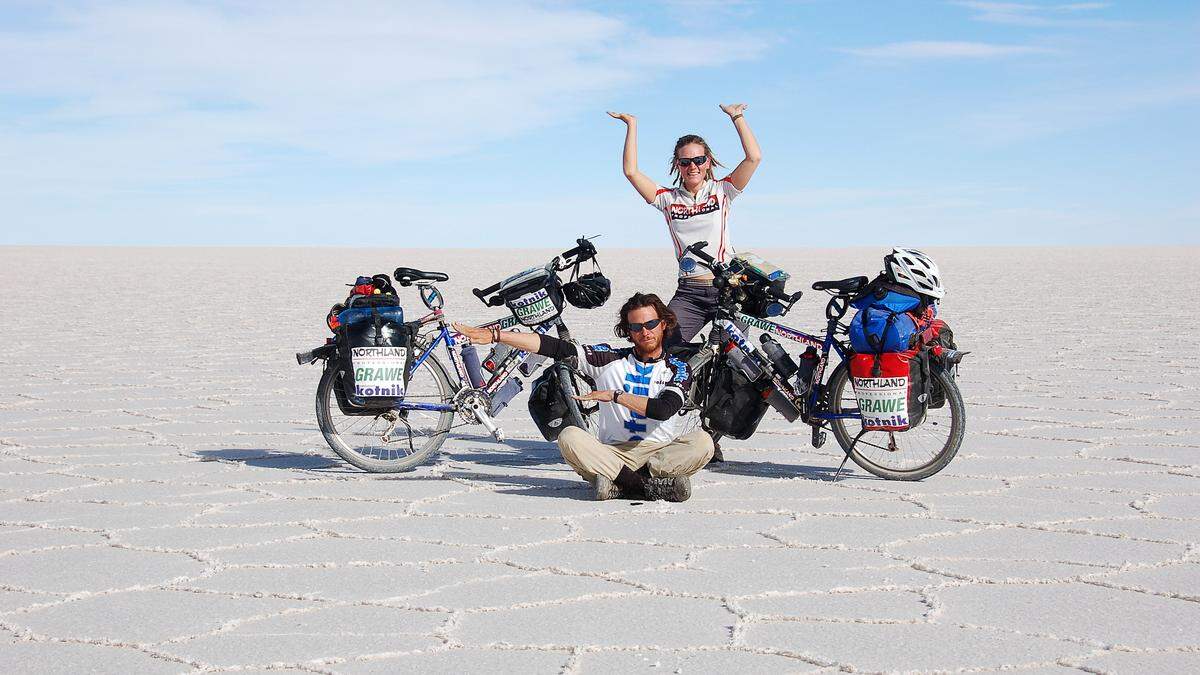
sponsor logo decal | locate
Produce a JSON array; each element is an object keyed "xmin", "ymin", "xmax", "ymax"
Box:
[
  {"xmin": 667, "ymin": 194, "xmax": 719, "ymax": 221},
  {"xmin": 350, "ymin": 346, "xmax": 408, "ymax": 397},
  {"xmin": 851, "ymin": 376, "xmax": 910, "ymax": 428}
]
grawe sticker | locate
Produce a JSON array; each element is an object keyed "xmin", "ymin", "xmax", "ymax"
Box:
[
  {"xmin": 351, "ymin": 346, "xmax": 408, "ymax": 397},
  {"xmin": 852, "ymin": 376, "xmax": 910, "ymax": 430},
  {"xmin": 509, "ymin": 288, "xmax": 557, "ymax": 325}
]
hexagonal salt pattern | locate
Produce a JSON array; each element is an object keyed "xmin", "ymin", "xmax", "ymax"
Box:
[{"xmin": 1, "ymin": 247, "xmax": 1198, "ymax": 671}]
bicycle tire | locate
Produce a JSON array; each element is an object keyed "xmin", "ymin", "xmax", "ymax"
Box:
[
  {"xmin": 826, "ymin": 362, "xmax": 965, "ymax": 480},
  {"xmin": 554, "ymin": 362, "xmax": 596, "ymax": 435},
  {"xmin": 316, "ymin": 346, "xmax": 454, "ymax": 472}
]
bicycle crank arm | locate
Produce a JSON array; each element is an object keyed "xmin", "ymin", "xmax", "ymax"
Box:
[{"xmin": 466, "ymin": 399, "xmax": 506, "ymax": 442}]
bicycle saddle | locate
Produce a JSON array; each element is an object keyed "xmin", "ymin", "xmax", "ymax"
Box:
[
  {"xmin": 811, "ymin": 275, "xmax": 869, "ymax": 295},
  {"xmin": 393, "ymin": 266, "xmax": 450, "ymax": 286}
]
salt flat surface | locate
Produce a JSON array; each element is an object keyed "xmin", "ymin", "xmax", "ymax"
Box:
[{"xmin": 1, "ymin": 245, "xmax": 1198, "ymax": 673}]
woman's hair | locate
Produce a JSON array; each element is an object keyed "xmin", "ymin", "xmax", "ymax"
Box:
[
  {"xmin": 614, "ymin": 292, "xmax": 678, "ymax": 340},
  {"xmin": 668, "ymin": 134, "xmax": 725, "ymax": 187}
]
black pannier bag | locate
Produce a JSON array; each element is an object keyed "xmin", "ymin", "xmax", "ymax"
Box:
[
  {"xmin": 527, "ymin": 363, "xmax": 593, "ymax": 441},
  {"xmin": 497, "ymin": 266, "xmax": 565, "ymax": 327},
  {"xmin": 333, "ymin": 304, "xmax": 414, "ymax": 415},
  {"xmin": 702, "ymin": 363, "xmax": 770, "ymax": 440}
]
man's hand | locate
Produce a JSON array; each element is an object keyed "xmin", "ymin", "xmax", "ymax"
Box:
[
  {"xmin": 574, "ymin": 390, "xmax": 618, "ymax": 403},
  {"xmin": 607, "ymin": 111, "xmax": 636, "ymax": 124},
  {"xmin": 720, "ymin": 103, "xmax": 748, "ymax": 118},
  {"xmin": 452, "ymin": 322, "xmax": 493, "ymax": 345}
]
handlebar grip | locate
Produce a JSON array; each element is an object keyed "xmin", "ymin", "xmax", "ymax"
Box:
[
  {"xmin": 488, "ymin": 296, "xmax": 506, "ymax": 308},
  {"xmin": 472, "ymin": 282, "xmax": 502, "ymax": 303},
  {"xmin": 561, "ymin": 237, "xmax": 597, "ymax": 262},
  {"xmin": 685, "ymin": 241, "xmax": 715, "ymax": 263}
]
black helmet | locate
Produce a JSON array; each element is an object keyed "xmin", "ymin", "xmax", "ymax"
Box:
[{"xmin": 563, "ymin": 272, "xmax": 611, "ymax": 309}]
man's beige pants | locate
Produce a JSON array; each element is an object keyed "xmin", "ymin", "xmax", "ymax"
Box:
[{"xmin": 556, "ymin": 426, "xmax": 715, "ymax": 482}]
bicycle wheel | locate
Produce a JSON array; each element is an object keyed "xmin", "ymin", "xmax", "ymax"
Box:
[
  {"xmin": 826, "ymin": 362, "xmax": 965, "ymax": 480},
  {"xmin": 316, "ymin": 347, "xmax": 454, "ymax": 472}
]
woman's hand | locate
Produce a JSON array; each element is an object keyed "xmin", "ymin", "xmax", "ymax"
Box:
[
  {"xmin": 573, "ymin": 390, "xmax": 617, "ymax": 403},
  {"xmin": 452, "ymin": 322, "xmax": 493, "ymax": 345},
  {"xmin": 720, "ymin": 103, "xmax": 748, "ymax": 118},
  {"xmin": 607, "ymin": 111, "xmax": 637, "ymax": 124}
]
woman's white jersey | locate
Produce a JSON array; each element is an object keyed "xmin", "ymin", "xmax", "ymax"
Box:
[{"xmin": 652, "ymin": 177, "xmax": 742, "ymax": 279}]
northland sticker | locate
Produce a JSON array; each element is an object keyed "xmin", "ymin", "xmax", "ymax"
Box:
[
  {"xmin": 351, "ymin": 346, "xmax": 408, "ymax": 397},
  {"xmin": 510, "ymin": 288, "xmax": 557, "ymax": 324},
  {"xmin": 852, "ymin": 376, "xmax": 910, "ymax": 429}
]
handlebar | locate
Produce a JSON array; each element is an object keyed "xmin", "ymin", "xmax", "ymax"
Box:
[
  {"xmin": 558, "ymin": 236, "xmax": 597, "ymax": 267},
  {"xmin": 684, "ymin": 241, "xmax": 717, "ymax": 265},
  {"xmin": 473, "ymin": 236, "xmax": 599, "ymax": 307}
]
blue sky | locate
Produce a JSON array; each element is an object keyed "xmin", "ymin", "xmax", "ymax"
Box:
[{"xmin": 2, "ymin": 0, "xmax": 1197, "ymax": 246}]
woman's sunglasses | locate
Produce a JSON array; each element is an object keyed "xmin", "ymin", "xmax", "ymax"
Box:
[
  {"xmin": 676, "ymin": 155, "xmax": 708, "ymax": 167},
  {"xmin": 628, "ymin": 318, "xmax": 663, "ymax": 333}
]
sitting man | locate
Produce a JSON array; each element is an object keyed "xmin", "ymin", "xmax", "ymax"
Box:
[{"xmin": 454, "ymin": 292, "xmax": 713, "ymax": 501}]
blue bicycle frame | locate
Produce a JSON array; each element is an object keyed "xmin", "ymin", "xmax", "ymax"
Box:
[
  {"xmin": 716, "ymin": 310, "xmax": 862, "ymax": 421},
  {"xmin": 395, "ymin": 311, "xmax": 551, "ymax": 414}
]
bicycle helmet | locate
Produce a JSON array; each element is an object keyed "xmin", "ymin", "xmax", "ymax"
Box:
[
  {"xmin": 885, "ymin": 247, "xmax": 945, "ymax": 299},
  {"xmin": 563, "ymin": 272, "xmax": 611, "ymax": 309}
]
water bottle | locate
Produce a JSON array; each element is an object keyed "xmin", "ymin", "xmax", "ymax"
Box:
[
  {"xmin": 795, "ymin": 346, "xmax": 819, "ymax": 394},
  {"xmin": 461, "ymin": 344, "xmax": 485, "ymax": 387},
  {"xmin": 489, "ymin": 377, "xmax": 524, "ymax": 416},
  {"xmin": 483, "ymin": 343, "xmax": 513, "ymax": 374},
  {"xmin": 725, "ymin": 341, "xmax": 764, "ymax": 380},
  {"xmin": 519, "ymin": 353, "xmax": 547, "ymax": 377},
  {"xmin": 759, "ymin": 334, "xmax": 798, "ymax": 380}
]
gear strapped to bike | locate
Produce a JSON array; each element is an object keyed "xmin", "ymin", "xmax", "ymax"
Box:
[
  {"xmin": 676, "ymin": 242, "xmax": 968, "ymax": 481},
  {"xmin": 295, "ymin": 237, "xmax": 607, "ymax": 472}
]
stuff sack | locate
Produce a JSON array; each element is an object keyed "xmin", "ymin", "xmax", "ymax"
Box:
[
  {"xmin": 703, "ymin": 362, "xmax": 769, "ymax": 440},
  {"xmin": 848, "ymin": 349, "xmax": 929, "ymax": 431},
  {"xmin": 336, "ymin": 306, "xmax": 413, "ymax": 403},
  {"xmin": 849, "ymin": 306, "xmax": 920, "ymax": 353},
  {"xmin": 498, "ymin": 266, "xmax": 565, "ymax": 327}
]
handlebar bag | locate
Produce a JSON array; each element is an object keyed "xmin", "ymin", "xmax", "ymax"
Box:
[
  {"xmin": 702, "ymin": 362, "xmax": 769, "ymax": 440},
  {"xmin": 335, "ymin": 306, "xmax": 413, "ymax": 406},
  {"xmin": 498, "ymin": 266, "xmax": 565, "ymax": 327},
  {"xmin": 728, "ymin": 252, "xmax": 792, "ymax": 318},
  {"xmin": 848, "ymin": 349, "xmax": 929, "ymax": 431}
]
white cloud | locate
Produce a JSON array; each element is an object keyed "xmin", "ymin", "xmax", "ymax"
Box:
[
  {"xmin": 843, "ymin": 41, "xmax": 1053, "ymax": 60},
  {"xmin": 0, "ymin": 1, "xmax": 768, "ymax": 193},
  {"xmin": 951, "ymin": 1, "xmax": 1123, "ymax": 27}
]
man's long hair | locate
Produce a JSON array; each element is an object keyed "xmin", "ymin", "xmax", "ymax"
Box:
[{"xmin": 614, "ymin": 292, "xmax": 677, "ymax": 340}]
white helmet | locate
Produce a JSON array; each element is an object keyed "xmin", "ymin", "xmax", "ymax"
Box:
[{"xmin": 885, "ymin": 247, "xmax": 944, "ymax": 299}]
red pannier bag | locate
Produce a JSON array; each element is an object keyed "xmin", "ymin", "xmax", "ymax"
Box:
[{"xmin": 849, "ymin": 348, "xmax": 928, "ymax": 431}]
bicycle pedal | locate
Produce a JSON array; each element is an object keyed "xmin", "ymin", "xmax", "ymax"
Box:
[{"xmin": 811, "ymin": 427, "xmax": 827, "ymax": 449}]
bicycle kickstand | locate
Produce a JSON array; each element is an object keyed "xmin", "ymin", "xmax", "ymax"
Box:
[{"xmin": 834, "ymin": 429, "xmax": 869, "ymax": 481}]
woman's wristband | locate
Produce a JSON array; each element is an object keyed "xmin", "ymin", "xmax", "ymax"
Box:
[{"xmin": 731, "ymin": 113, "xmax": 744, "ymax": 122}]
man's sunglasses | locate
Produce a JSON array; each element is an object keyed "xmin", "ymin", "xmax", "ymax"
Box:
[
  {"xmin": 628, "ymin": 318, "xmax": 663, "ymax": 333},
  {"xmin": 676, "ymin": 155, "xmax": 708, "ymax": 167}
]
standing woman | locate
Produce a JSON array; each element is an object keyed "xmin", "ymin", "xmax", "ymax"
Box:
[{"xmin": 607, "ymin": 104, "xmax": 762, "ymax": 347}]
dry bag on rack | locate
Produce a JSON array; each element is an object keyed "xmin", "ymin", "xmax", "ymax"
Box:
[
  {"xmin": 497, "ymin": 266, "xmax": 565, "ymax": 327},
  {"xmin": 848, "ymin": 349, "xmax": 930, "ymax": 431},
  {"xmin": 336, "ymin": 303, "xmax": 413, "ymax": 404}
]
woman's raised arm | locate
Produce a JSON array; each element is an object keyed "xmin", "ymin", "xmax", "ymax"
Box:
[
  {"xmin": 608, "ymin": 112, "xmax": 659, "ymax": 203},
  {"xmin": 720, "ymin": 103, "xmax": 762, "ymax": 191}
]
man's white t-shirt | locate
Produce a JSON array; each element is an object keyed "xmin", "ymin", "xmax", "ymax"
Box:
[
  {"xmin": 570, "ymin": 343, "xmax": 700, "ymax": 445},
  {"xmin": 652, "ymin": 177, "xmax": 742, "ymax": 279}
]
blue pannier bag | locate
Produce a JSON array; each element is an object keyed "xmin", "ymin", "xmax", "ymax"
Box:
[{"xmin": 849, "ymin": 306, "xmax": 920, "ymax": 353}]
